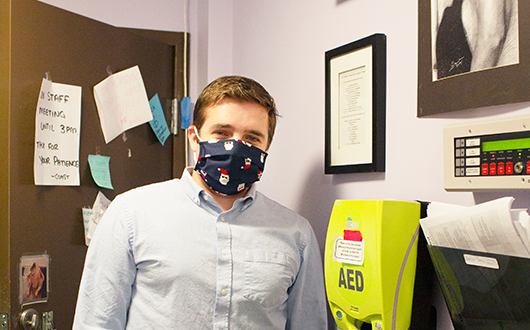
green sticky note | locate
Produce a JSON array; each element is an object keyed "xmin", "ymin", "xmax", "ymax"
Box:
[{"xmin": 88, "ymin": 154, "xmax": 114, "ymax": 189}]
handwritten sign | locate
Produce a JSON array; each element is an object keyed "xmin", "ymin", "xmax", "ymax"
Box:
[
  {"xmin": 93, "ymin": 65, "xmax": 153, "ymax": 143},
  {"xmin": 88, "ymin": 154, "xmax": 114, "ymax": 189},
  {"xmin": 149, "ymin": 94, "xmax": 170, "ymax": 145},
  {"xmin": 34, "ymin": 78, "xmax": 82, "ymax": 186}
]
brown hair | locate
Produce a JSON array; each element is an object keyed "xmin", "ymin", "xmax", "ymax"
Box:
[{"xmin": 193, "ymin": 76, "xmax": 279, "ymax": 147}]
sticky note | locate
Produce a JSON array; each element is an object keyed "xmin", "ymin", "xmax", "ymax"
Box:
[
  {"xmin": 180, "ymin": 96, "xmax": 191, "ymax": 129},
  {"xmin": 88, "ymin": 154, "xmax": 113, "ymax": 189},
  {"xmin": 148, "ymin": 94, "xmax": 170, "ymax": 145},
  {"xmin": 344, "ymin": 230, "xmax": 363, "ymax": 241},
  {"xmin": 93, "ymin": 66, "xmax": 153, "ymax": 143}
]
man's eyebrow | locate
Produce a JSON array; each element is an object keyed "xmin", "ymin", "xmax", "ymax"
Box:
[
  {"xmin": 210, "ymin": 124, "xmax": 265, "ymax": 139},
  {"xmin": 211, "ymin": 123, "xmax": 233, "ymax": 130}
]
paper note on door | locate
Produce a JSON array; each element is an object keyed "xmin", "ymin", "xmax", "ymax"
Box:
[
  {"xmin": 34, "ymin": 78, "xmax": 82, "ymax": 186},
  {"xmin": 93, "ymin": 65, "xmax": 153, "ymax": 143},
  {"xmin": 88, "ymin": 154, "xmax": 114, "ymax": 189},
  {"xmin": 149, "ymin": 93, "xmax": 170, "ymax": 145},
  {"xmin": 82, "ymin": 191, "xmax": 111, "ymax": 246}
]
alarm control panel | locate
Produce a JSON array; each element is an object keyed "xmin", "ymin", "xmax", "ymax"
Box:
[{"xmin": 444, "ymin": 114, "xmax": 530, "ymax": 191}]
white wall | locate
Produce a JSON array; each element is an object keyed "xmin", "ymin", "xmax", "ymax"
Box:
[
  {"xmin": 36, "ymin": 0, "xmax": 530, "ymax": 328},
  {"xmin": 224, "ymin": 0, "xmax": 530, "ymax": 216},
  {"xmin": 37, "ymin": 0, "xmax": 186, "ymax": 32},
  {"xmin": 209, "ymin": 1, "xmax": 530, "ymax": 329},
  {"xmin": 223, "ymin": 1, "xmax": 530, "ymax": 228}
]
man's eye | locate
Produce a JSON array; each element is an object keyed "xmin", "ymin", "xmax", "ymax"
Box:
[
  {"xmin": 246, "ymin": 136, "xmax": 260, "ymax": 144},
  {"xmin": 214, "ymin": 131, "xmax": 229, "ymax": 137}
]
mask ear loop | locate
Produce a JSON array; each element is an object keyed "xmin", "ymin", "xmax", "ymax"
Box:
[
  {"xmin": 193, "ymin": 126, "xmax": 203, "ymax": 142},
  {"xmin": 192, "ymin": 126, "xmax": 202, "ymax": 166}
]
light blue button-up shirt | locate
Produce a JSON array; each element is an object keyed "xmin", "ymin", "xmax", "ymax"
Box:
[{"xmin": 73, "ymin": 168, "xmax": 328, "ymax": 330}]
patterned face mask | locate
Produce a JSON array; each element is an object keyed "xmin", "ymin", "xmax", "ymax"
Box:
[{"xmin": 193, "ymin": 129, "xmax": 268, "ymax": 196}]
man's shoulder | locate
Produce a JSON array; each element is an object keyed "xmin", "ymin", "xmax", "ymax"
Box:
[
  {"xmin": 255, "ymin": 191, "xmax": 292, "ymax": 210},
  {"xmin": 118, "ymin": 178, "xmax": 181, "ymax": 201},
  {"xmin": 254, "ymin": 191, "xmax": 308, "ymax": 222}
]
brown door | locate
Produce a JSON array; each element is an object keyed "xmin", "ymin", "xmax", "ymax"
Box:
[{"xmin": 0, "ymin": 0, "xmax": 187, "ymax": 328}]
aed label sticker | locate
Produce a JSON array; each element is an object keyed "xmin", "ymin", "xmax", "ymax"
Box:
[{"xmin": 333, "ymin": 237, "xmax": 364, "ymax": 266}]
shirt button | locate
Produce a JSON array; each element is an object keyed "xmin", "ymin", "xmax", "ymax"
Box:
[
  {"xmin": 220, "ymin": 216, "xmax": 225, "ymax": 222},
  {"xmin": 221, "ymin": 289, "xmax": 227, "ymax": 295},
  {"xmin": 204, "ymin": 195, "xmax": 209, "ymax": 201},
  {"xmin": 221, "ymin": 249, "xmax": 227, "ymax": 255}
]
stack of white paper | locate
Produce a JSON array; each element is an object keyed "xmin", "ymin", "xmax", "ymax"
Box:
[{"xmin": 420, "ymin": 197, "xmax": 530, "ymax": 258}]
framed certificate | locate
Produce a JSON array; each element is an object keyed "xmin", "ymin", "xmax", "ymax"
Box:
[{"xmin": 325, "ymin": 34, "xmax": 386, "ymax": 174}]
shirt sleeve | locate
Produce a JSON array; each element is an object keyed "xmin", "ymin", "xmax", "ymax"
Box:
[
  {"xmin": 285, "ymin": 221, "xmax": 329, "ymax": 330},
  {"xmin": 73, "ymin": 196, "xmax": 136, "ymax": 330}
]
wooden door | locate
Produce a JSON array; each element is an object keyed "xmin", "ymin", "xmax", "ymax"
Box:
[{"xmin": 0, "ymin": 0, "xmax": 187, "ymax": 328}]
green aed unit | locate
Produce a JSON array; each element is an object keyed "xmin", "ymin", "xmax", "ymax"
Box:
[{"xmin": 324, "ymin": 200, "xmax": 421, "ymax": 330}]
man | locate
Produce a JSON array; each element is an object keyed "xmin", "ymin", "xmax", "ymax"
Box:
[{"xmin": 73, "ymin": 76, "xmax": 328, "ymax": 329}]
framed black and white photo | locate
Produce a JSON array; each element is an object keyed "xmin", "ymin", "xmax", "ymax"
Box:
[
  {"xmin": 418, "ymin": 0, "xmax": 523, "ymax": 116},
  {"xmin": 325, "ymin": 33, "xmax": 386, "ymax": 174}
]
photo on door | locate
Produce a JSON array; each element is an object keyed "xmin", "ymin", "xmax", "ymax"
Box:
[{"xmin": 20, "ymin": 254, "xmax": 49, "ymax": 305}]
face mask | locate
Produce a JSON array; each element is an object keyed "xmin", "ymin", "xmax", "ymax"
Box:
[{"xmin": 193, "ymin": 129, "xmax": 268, "ymax": 196}]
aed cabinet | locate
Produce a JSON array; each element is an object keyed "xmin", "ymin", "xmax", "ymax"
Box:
[{"xmin": 325, "ymin": 200, "xmax": 420, "ymax": 330}]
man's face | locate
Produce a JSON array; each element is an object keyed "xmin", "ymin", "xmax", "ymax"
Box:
[{"xmin": 190, "ymin": 98, "xmax": 271, "ymax": 153}]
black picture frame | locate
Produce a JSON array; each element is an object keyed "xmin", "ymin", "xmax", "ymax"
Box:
[
  {"xmin": 418, "ymin": 0, "xmax": 524, "ymax": 117},
  {"xmin": 325, "ymin": 33, "xmax": 386, "ymax": 174}
]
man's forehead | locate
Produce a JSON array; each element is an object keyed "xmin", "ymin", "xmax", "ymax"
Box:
[{"xmin": 203, "ymin": 101, "xmax": 268, "ymax": 123}]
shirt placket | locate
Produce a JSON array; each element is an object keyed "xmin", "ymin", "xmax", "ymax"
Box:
[{"xmin": 213, "ymin": 213, "xmax": 233, "ymax": 330}]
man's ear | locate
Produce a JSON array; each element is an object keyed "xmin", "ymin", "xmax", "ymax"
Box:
[{"xmin": 188, "ymin": 125, "xmax": 200, "ymax": 154}]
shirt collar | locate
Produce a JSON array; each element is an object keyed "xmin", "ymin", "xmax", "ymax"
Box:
[{"xmin": 181, "ymin": 167, "xmax": 256, "ymax": 212}]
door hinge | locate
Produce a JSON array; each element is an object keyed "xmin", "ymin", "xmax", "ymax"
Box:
[
  {"xmin": 171, "ymin": 98, "xmax": 179, "ymax": 135},
  {"xmin": 42, "ymin": 311, "xmax": 54, "ymax": 330},
  {"xmin": 1, "ymin": 313, "xmax": 8, "ymax": 330}
]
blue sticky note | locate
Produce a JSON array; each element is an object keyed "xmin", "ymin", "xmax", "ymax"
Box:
[
  {"xmin": 88, "ymin": 154, "xmax": 114, "ymax": 190},
  {"xmin": 148, "ymin": 94, "xmax": 170, "ymax": 145},
  {"xmin": 181, "ymin": 96, "xmax": 191, "ymax": 129}
]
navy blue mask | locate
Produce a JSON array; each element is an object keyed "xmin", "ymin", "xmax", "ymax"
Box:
[{"xmin": 194, "ymin": 138, "xmax": 267, "ymax": 196}]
